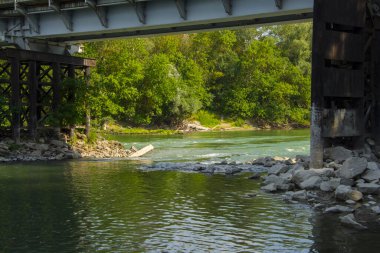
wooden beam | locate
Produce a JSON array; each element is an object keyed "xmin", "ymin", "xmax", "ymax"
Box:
[
  {"xmin": 0, "ymin": 48, "xmax": 96, "ymax": 67},
  {"xmin": 310, "ymin": 0, "xmax": 324, "ymax": 169},
  {"xmin": 84, "ymin": 67, "xmax": 91, "ymax": 137},
  {"xmin": 10, "ymin": 58, "xmax": 20, "ymax": 143},
  {"xmin": 68, "ymin": 65, "xmax": 76, "ymax": 138},
  {"xmin": 28, "ymin": 61, "xmax": 38, "ymax": 140},
  {"xmin": 52, "ymin": 62, "xmax": 61, "ymax": 113},
  {"xmin": 175, "ymin": 0, "xmax": 187, "ymax": 20},
  {"xmin": 373, "ymin": 31, "xmax": 380, "ymax": 149}
]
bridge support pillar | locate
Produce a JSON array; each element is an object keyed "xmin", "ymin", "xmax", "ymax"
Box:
[
  {"xmin": 0, "ymin": 49, "xmax": 95, "ymax": 141},
  {"xmin": 310, "ymin": 0, "xmax": 368, "ymax": 168}
]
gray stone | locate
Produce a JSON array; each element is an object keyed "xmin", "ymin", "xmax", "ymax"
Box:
[
  {"xmin": 367, "ymin": 162, "xmax": 380, "ymax": 171},
  {"xmin": 320, "ymin": 178, "xmax": 341, "ymax": 192},
  {"xmin": 371, "ymin": 206, "xmax": 380, "ymax": 214},
  {"xmin": 339, "ymin": 214, "xmax": 367, "ymax": 230},
  {"xmin": 248, "ymin": 172, "xmax": 261, "ymax": 180},
  {"xmin": 324, "ymin": 205, "xmax": 354, "ymax": 213},
  {"xmin": 268, "ymin": 164, "xmax": 289, "ymax": 175},
  {"xmin": 356, "ymin": 179, "xmax": 365, "ymax": 184},
  {"xmin": 327, "ymin": 162, "xmax": 342, "ymax": 170},
  {"xmin": 292, "ymin": 190, "xmax": 307, "ymax": 201},
  {"xmin": 337, "ymin": 157, "xmax": 368, "ymax": 179},
  {"xmin": 261, "ymin": 183, "xmax": 277, "ymax": 192},
  {"xmin": 367, "ymin": 138, "xmax": 376, "ymax": 146},
  {"xmin": 292, "ymin": 170, "xmax": 318, "ymax": 187},
  {"xmin": 35, "ymin": 144, "xmax": 50, "ymax": 152},
  {"xmin": 340, "ymin": 178, "xmax": 355, "ymax": 186},
  {"xmin": 300, "ymin": 176, "xmax": 322, "ymax": 190},
  {"xmin": 263, "ymin": 175, "xmax": 289, "ymax": 186},
  {"xmin": 311, "ymin": 168, "xmax": 335, "ymax": 178},
  {"xmin": 324, "ymin": 146, "xmax": 353, "ymax": 162},
  {"xmin": 356, "ymin": 183, "xmax": 380, "ymax": 195},
  {"xmin": 361, "ymin": 169, "xmax": 380, "ymax": 182},
  {"xmin": 345, "ymin": 200, "xmax": 356, "ymax": 205},
  {"xmin": 335, "ymin": 185, "xmax": 363, "ymax": 201},
  {"xmin": 50, "ymin": 140, "xmax": 67, "ymax": 147},
  {"xmin": 277, "ymin": 183, "xmax": 294, "ymax": 191}
]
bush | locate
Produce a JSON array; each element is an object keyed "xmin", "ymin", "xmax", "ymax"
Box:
[{"xmin": 193, "ymin": 110, "xmax": 220, "ymax": 128}]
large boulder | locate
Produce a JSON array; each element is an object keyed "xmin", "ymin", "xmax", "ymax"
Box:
[
  {"xmin": 361, "ymin": 169, "xmax": 380, "ymax": 182},
  {"xmin": 324, "ymin": 146, "xmax": 353, "ymax": 162},
  {"xmin": 320, "ymin": 178, "xmax": 341, "ymax": 192},
  {"xmin": 263, "ymin": 174, "xmax": 289, "ymax": 186},
  {"xmin": 337, "ymin": 157, "xmax": 368, "ymax": 179},
  {"xmin": 268, "ymin": 164, "xmax": 289, "ymax": 175},
  {"xmin": 261, "ymin": 183, "xmax": 277, "ymax": 192},
  {"xmin": 335, "ymin": 185, "xmax": 363, "ymax": 201},
  {"xmin": 292, "ymin": 170, "xmax": 318, "ymax": 187},
  {"xmin": 300, "ymin": 176, "xmax": 322, "ymax": 190},
  {"xmin": 356, "ymin": 183, "xmax": 380, "ymax": 195},
  {"xmin": 367, "ymin": 162, "xmax": 380, "ymax": 171}
]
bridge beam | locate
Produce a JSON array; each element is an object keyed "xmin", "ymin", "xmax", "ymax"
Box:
[
  {"xmin": 14, "ymin": 2, "xmax": 39, "ymax": 34},
  {"xmin": 221, "ymin": 0, "xmax": 232, "ymax": 15},
  {"xmin": 275, "ymin": 0, "xmax": 283, "ymax": 9},
  {"xmin": 48, "ymin": 0, "xmax": 73, "ymax": 31},
  {"xmin": 175, "ymin": 0, "xmax": 187, "ymax": 20},
  {"xmin": 85, "ymin": 0, "xmax": 108, "ymax": 28},
  {"xmin": 134, "ymin": 1, "xmax": 146, "ymax": 24}
]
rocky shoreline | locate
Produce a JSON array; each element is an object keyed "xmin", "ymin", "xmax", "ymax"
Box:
[
  {"xmin": 140, "ymin": 144, "xmax": 380, "ymax": 230},
  {"xmin": 0, "ymin": 134, "xmax": 134, "ymax": 162}
]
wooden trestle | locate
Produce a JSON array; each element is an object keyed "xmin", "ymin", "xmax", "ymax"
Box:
[
  {"xmin": 310, "ymin": 0, "xmax": 380, "ymax": 168},
  {"xmin": 0, "ymin": 48, "xmax": 95, "ymax": 143}
]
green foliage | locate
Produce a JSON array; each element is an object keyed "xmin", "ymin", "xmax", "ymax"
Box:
[
  {"xmin": 75, "ymin": 23, "xmax": 312, "ymax": 129},
  {"xmin": 193, "ymin": 110, "xmax": 220, "ymax": 128}
]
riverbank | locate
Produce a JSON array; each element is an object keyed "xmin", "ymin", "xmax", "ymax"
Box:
[{"xmin": 0, "ymin": 133, "xmax": 137, "ymax": 162}]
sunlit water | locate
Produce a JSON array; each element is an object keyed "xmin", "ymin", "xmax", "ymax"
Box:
[{"xmin": 0, "ymin": 130, "xmax": 379, "ymax": 253}]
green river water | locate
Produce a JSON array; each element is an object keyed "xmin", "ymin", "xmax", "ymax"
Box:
[{"xmin": 0, "ymin": 129, "xmax": 379, "ymax": 252}]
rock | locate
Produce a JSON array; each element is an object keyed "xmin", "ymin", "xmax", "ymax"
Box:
[
  {"xmin": 356, "ymin": 179, "xmax": 365, "ymax": 184},
  {"xmin": 324, "ymin": 146, "xmax": 353, "ymax": 162},
  {"xmin": 337, "ymin": 157, "xmax": 368, "ymax": 179},
  {"xmin": 268, "ymin": 164, "xmax": 289, "ymax": 175},
  {"xmin": 345, "ymin": 200, "xmax": 356, "ymax": 205},
  {"xmin": 248, "ymin": 172, "xmax": 261, "ymax": 180},
  {"xmin": 225, "ymin": 167, "xmax": 243, "ymax": 175},
  {"xmin": 356, "ymin": 183, "xmax": 380, "ymax": 195},
  {"xmin": 310, "ymin": 168, "xmax": 335, "ymax": 178},
  {"xmin": 261, "ymin": 183, "xmax": 277, "ymax": 192},
  {"xmin": 292, "ymin": 190, "xmax": 307, "ymax": 201},
  {"xmin": 263, "ymin": 174, "xmax": 289, "ymax": 186},
  {"xmin": 335, "ymin": 185, "xmax": 363, "ymax": 201},
  {"xmin": 339, "ymin": 214, "xmax": 367, "ymax": 230},
  {"xmin": 252, "ymin": 157, "xmax": 273, "ymax": 165},
  {"xmin": 327, "ymin": 161, "xmax": 342, "ymax": 170},
  {"xmin": 367, "ymin": 162, "xmax": 380, "ymax": 171},
  {"xmin": 320, "ymin": 178, "xmax": 341, "ymax": 192},
  {"xmin": 361, "ymin": 169, "xmax": 380, "ymax": 182},
  {"xmin": 367, "ymin": 138, "xmax": 376, "ymax": 146},
  {"xmin": 300, "ymin": 176, "xmax": 322, "ymax": 190},
  {"xmin": 292, "ymin": 170, "xmax": 318, "ymax": 187},
  {"xmin": 340, "ymin": 178, "xmax": 355, "ymax": 186},
  {"xmin": 277, "ymin": 183, "xmax": 294, "ymax": 191},
  {"xmin": 324, "ymin": 205, "xmax": 354, "ymax": 213},
  {"xmin": 371, "ymin": 206, "xmax": 380, "ymax": 214},
  {"xmin": 50, "ymin": 140, "xmax": 67, "ymax": 147},
  {"xmin": 35, "ymin": 144, "xmax": 50, "ymax": 152}
]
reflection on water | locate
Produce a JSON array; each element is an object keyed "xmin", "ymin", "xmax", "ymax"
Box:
[
  {"xmin": 0, "ymin": 130, "xmax": 379, "ymax": 252},
  {"xmin": 0, "ymin": 161, "xmax": 314, "ymax": 252}
]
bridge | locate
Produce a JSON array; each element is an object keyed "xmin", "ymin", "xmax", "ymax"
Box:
[{"xmin": 0, "ymin": 0, "xmax": 379, "ymax": 168}]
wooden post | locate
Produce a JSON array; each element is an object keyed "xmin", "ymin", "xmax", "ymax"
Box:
[
  {"xmin": 52, "ymin": 62, "xmax": 62, "ymax": 112},
  {"xmin": 68, "ymin": 65, "xmax": 76, "ymax": 138},
  {"xmin": 10, "ymin": 57, "xmax": 20, "ymax": 144},
  {"xmin": 28, "ymin": 61, "xmax": 38, "ymax": 140},
  {"xmin": 84, "ymin": 66, "xmax": 91, "ymax": 137},
  {"xmin": 374, "ymin": 31, "xmax": 380, "ymax": 150},
  {"xmin": 310, "ymin": 0, "xmax": 324, "ymax": 169}
]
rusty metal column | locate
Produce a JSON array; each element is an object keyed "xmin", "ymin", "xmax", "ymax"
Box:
[
  {"xmin": 10, "ymin": 57, "xmax": 20, "ymax": 143},
  {"xmin": 84, "ymin": 66, "xmax": 91, "ymax": 137},
  {"xmin": 310, "ymin": 0, "xmax": 324, "ymax": 169},
  {"xmin": 28, "ymin": 61, "xmax": 38, "ymax": 140}
]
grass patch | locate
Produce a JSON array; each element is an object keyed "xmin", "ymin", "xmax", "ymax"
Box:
[{"xmin": 192, "ymin": 110, "xmax": 221, "ymax": 128}]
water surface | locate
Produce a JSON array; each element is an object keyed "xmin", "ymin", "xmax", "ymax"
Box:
[{"xmin": 0, "ymin": 130, "xmax": 379, "ymax": 252}]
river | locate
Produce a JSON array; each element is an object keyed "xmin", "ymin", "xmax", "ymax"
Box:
[{"xmin": 0, "ymin": 129, "xmax": 379, "ymax": 252}]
